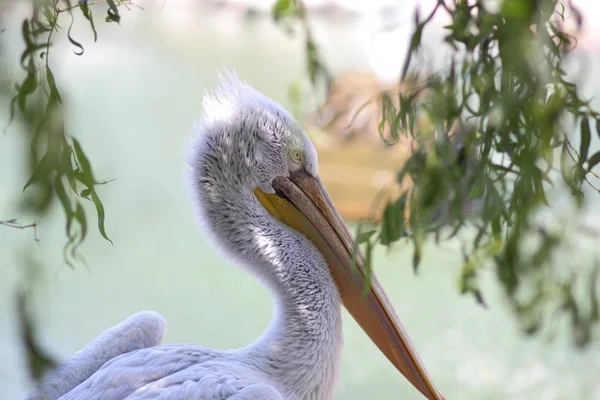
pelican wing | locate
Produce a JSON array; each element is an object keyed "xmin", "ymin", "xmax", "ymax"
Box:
[
  {"xmin": 27, "ymin": 312, "xmax": 167, "ymax": 400},
  {"xmin": 28, "ymin": 313, "xmax": 283, "ymax": 400},
  {"xmin": 56, "ymin": 345, "xmax": 279, "ymax": 400}
]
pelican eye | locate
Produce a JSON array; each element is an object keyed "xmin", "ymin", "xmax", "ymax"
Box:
[{"xmin": 289, "ymin": 149, "xmax": 304, "ymax": 164}]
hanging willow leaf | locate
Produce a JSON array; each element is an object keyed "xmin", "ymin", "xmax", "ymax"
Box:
[
  {"xmin": 412, "ymin": 229, "xmax": 423, "ymax": 273},
  {"xmin": 16, "ymin": 289, "xmax": 58, "ymax": 382},
  {"xmin": 5, "ymin": 0, "xmax": 119, "ymax": 271},
  {"xmin": 579, "ymin": 117, "xmax": 591, "ymax": 165},
  {"xmin": 272, "ymin": 0, "xmax": 296, "ymax": 22},
  {"xmin": 72, "ymin": 138, "xmax": 95, "ymax": 186},
  {"xmin": 587, "ymin": 151, "xmax": 600, "ymax": 172},
  {"xmin": 23, "ymin": 153, "xmax": 55, "ymax": 191},
  {"xmin": 78, "ymin": 1, "xmax": 98, "ymax": 42},
  {"xmin": 45, "ymin": 67, "xmax": 62, "ymax": 104},
  {"xmin": 53, "ymin": 175, "xmax": 73, "ymax": 226},
  {"xmin": 59, "ymin": 143, "xmax": 77, "ymax": 192},
  {"xmin": 106, "ymin": 0, "xmax": 121, "ymax": 23},
  {"xmin": 67, "ymin": 12, "xmax": 84, "ymax": 55},
  {"xmin": 17, "ymin": 72, "xmax": 38, "ymax": 112},
  {"xmin": 356, "ymin": 227, "xmax": 377, "ymax": 244},
  {"xmin": 53, "ymin": 176, "xmax": 79, "ymax": 268},
  {"xmin": 264, "ymin": 0, "xmax": 600, "ymax": 346},
  {"xmin": 72, "ymin": 202, "xmax": 88, "ymax": 258},
  {"xmin": 90, "ymin": 190, "xmax": 111, "ymax": 244},
  {"xmin": 380, "ymin": 195, "xmax": 407, "ymax": 245},
  {"xmin": 361, "ymin": 240, "xmax": 374, "ymax": 297}
]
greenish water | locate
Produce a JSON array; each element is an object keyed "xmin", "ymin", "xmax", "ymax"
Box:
[{"xmin": 1, "ymin": 2, "xmax": 600, "ymax": 399}]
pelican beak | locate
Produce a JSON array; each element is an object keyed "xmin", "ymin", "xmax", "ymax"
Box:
[{"xmin": 254, "ymin": 169, "xmax": 444, "ymax": 400}]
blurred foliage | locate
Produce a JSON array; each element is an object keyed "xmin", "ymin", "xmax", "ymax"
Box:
[
  {"xmin": 2, "ymin": 1, "xmax": 136, "ymax": 267},
  {"xmin": 272, "ymin": 0, "xmax": 331, "ymax": 95},
  {"xmin": 1, "ymin": 0, "xmax": 132, "ymax": 383},
  {"xmin": 2, "ymin": 0, "xmax": 598, "ymax": 357},
  {"xmin": 274, "ymin": 0, "xmax": 600, "ymax": 347},
  {"xmin": 17, "ymin": 286, "xmax": 59, "ymax": 382}
]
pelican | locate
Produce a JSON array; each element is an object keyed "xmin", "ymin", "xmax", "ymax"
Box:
[{"xmin": 26, "ymin": 72, "xmax": 444, "ymax": 400}]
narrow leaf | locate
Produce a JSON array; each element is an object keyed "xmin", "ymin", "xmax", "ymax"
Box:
[
  {"xmin": 23, "ymin": 153, "xmax": 55, "ymax": 191},
  {"xmin": 271, "ymin": 0, "xmax": 294, "ymax": 22},
  {"xmin": 90, "ymin": 190, "xmax": 112, "ymax": 244},
  {"xmin": 54, "ymin": 176, "xmax": 73, "ymax": 236},
  {"xmin": 59, "ymin": 142, "xmax": 77, "ymax": 192},
  {"xmin": 356, "ymin": 228, "xmax": 377, "ymax": 244},
  {"xmin": 45, "ymin": 67, "xmax": 62, "ymax": 104},
  {"xmin": 587, "ymin": 151, "xmax": 600, "ymax": 172},
  {"xmin": 412, "ymin": 230, "xmax": 423, "ymax": 273},
  {"xmin": 73, "ymin": 202, "xmax": 88, "ymax": 249},
  {"xmin": 18, "ymin": 72, "xmax": 38, "ymax": 111},
  {"xmin": 78, "ymin": 1, "xmax": 98, "ymax": 42},
  {"xmin": 67, "ymin": 12, "xmax": 84, "ymax": 55},
  {"xmin": 380, "ymin": 196, "xmax": 406, "ymax": 245},
  {"xmin": 106, "ymin": 0, "xmax": 121, "ymax": 23},
  {"xmin": 71, "ymin": 138, "xmax": 94, "ymax": 187},
  {"xmin": 579, "ymin": 118, "xmax": 591, "ymax": 164}
]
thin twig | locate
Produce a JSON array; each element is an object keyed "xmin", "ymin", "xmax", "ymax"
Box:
[
  {"xmin": 1, "ymin": 219, "xmax": 40, "ymax": 243},
  {"xmin": 56, "ymin": 0, "xmax": 118, "ymax": 13},
  {"xmin": 565, "ymin": 137, "xmax": 600, "ymax": 179},
  {"xmin": 44, "ymin": 1, "xmax": 60, "ymax": 68},
  {"xmin": 564, "ymin": 137, "xmax": 600, "ymax": 193},
  {"xmin": 95, "ymin": 178, "xmax": 116, "ymax": 185},
  {"xmin": 345, "ymin": 83, "xmax": 427, "ymax": 132}
]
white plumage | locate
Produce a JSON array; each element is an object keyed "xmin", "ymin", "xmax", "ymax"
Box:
[
  {"xmin": 26, "ymin": 71, "xmax": 444, "ymax": 400},
  {"xmin": 27, "ymin": 72, "xmax": 342, "ymax": 400}
]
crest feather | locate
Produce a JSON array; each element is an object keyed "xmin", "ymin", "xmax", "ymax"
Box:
[{"xmin": 200, "ymin": 68, "xmax": 283, "ymax": 125}]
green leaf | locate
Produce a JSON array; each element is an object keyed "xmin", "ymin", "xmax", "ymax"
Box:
[
  {"xmin": 54, "ymin": 176, "xmax": 79, "ymax": 268},
  {"xmin": 106, "ymin": 0, "xmax": 121, "ymax": 23},
  {"xmin": 74, "ymin": 202, "xmax": 88, "ymax": 248},
  {"xmin": 90, "ymin": 190, "xmax": 112, "ymax": 244},
  {"xmin": 412, "ymin": 229, "xmax": 423, "ymax": 273},
  {"xmin": 59, "ymin": 143, "xmax": 78, "ymax": 192},
  {"xmin": 590, "ymin": 266, "xmax": 599, "ymax": 322},
  {"xmin": 401, "ymin": 9, "xmax": 423, "ymax": 80},
  {"xmin": 579, "ymin": 117, "xmax": 591, "ymax": 165},
  {"xmin": 23, "ymin": 153, "xmax": 55, "ymax": 191},
  {"xmin": 379, "ymin": 195, "xmax": 406, "ymax": 245},
  {"xmin": 587, "ymin": 151, "xmax": 600, "ymax": 172},
  {"xmin": 272, "ymin": 0, "xmax": 296, "ymax": 22},
  {"xmin": 78, "ymin": 0, "xmax": 98, "ymax": 42},
  {"xmin": 71, "ymin": 138, "xmax": 95, "ymax": 187},
  {"xmin": 356, "ymin": 228, "xmax": 377, "ymax": 244},
  {"xmin": 20, "ymin": 43, "xmax": 47, "ymax": 68},
  {"xmin": 45, "ymin": 67, "xmax": 62, "ymax": 104},
  {"xmin": 304, "ymin": 34, "xmax": 329, "ymax": 90},
  {"xmin": 67, "ymin": 13, "xmax": 84, "ymax": 55},
  {"xmin": 17, "ymin": 72, "xmax": 38, "ymax": 111},
  {"xmin": 54, "ymin": 176, "xmax": 73, "ymax": 235},
  {"xmin": 560, "ymin": 140, "xmax": 570, "ymax": 180},
  {"xmin": 560, "ymin": 140, "xmax": 583, "ymax": 201}
]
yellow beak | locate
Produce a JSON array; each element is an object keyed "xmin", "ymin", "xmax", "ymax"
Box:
[{"xmin": 254, "ymin": 169, "xmax": 444, "ymax": 400}]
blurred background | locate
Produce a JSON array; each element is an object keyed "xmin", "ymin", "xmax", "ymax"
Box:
[{"xmin": 1, "ymin": 0, "xmax": 600, "ymax": 399}]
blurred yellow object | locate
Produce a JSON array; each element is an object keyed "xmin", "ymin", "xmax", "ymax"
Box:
[
  {"xmin": 308, "ymin": 133, "xmax": 409, "ymax": 222},
  {"xmin": 305, "ymin": 72, "xmax": 422, "ymax": 222}
]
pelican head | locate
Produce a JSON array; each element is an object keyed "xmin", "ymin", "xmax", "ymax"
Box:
[{"xmin": 187, "ymin": 71, "xmax": 444, "ymax": 400}]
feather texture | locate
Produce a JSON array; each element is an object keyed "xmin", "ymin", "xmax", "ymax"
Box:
[{"xmin": 27, "ymin": 72, "xmax": 343, "ymax": 400}]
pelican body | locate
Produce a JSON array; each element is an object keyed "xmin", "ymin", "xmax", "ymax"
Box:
[{"xmin": 26, "ymin": 73, "xmax": 444, "ymax": 400}]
